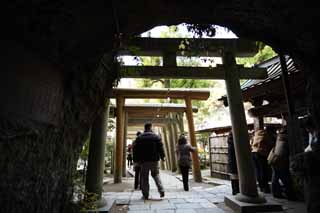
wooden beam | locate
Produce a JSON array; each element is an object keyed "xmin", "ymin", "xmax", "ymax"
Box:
[
  {"xmin": 127, "ymin": 113, "xmax": 167, "ymax": 119},
  {"xmin": 111, "ymin": 88, "xmax": 210, "ymax": 100},
  {"xmin": 120, "ymin": 65, "xmax": 267, "ymax": 80},
  {"xmin": 128, "ymin": 118, "xmax": 170, "ymax": 125},
  {"xmin": 125, "ymin": 105, "xmax": 198, "ymax": 113},
  {"xmin": 118, "ymin": 37, "xmax": 258, "ymax": 57}
]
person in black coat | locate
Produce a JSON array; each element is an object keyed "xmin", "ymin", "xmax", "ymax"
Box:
[
  {"xmin": 132, "ymin": 131, "xmax": 142, "ymax": 190},
  {"xmin": 227, "ymin": 130, "xmax": 239, "ymax": 195},
  {"xmin": 134, "ymin": 122, "xmax": 165, "ymax": 199}
]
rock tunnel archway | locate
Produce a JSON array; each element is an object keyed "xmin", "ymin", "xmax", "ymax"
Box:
[{"xmin": 1, "ymin": 1, "xmax": 320, "ymax": 212}]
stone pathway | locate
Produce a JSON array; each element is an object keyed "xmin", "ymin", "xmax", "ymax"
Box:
[{"xmin": 102, "ymin": 170, "xmax": 307, "ymax": 213}]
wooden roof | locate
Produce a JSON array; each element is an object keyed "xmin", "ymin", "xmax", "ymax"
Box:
[
  {"xmin": 219, "ymin": 55, "xmax": 307, "ymax": 117},
  {"xmin": 241, "ymin": 56, "xmax": 304, "ymax": 102}
]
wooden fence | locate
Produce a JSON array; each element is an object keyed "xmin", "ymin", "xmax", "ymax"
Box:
[{"xmin": 209, "ymin": 135, "xmax": 229, "ymax": 180}]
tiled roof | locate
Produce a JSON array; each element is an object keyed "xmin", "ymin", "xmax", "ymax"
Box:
[{"xmin": 241, "ymin": 55, "xmax": 299, "ymax": 90}]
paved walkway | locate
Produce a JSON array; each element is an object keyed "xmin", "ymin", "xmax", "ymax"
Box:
[{"xmin": 101, "ymin": 170, "xmax": 306, "ymax": 213}]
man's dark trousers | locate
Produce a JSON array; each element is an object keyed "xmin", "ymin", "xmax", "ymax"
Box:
[{"xmin": 140, "ymin": 161, "xmax": 164, "ymax": 198}]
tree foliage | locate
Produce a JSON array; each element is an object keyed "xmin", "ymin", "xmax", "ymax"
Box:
[{"xmin": 236, "ymin": 45, "xmax": 277, "ymax": 67}]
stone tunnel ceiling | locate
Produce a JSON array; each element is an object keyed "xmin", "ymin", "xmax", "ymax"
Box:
[
  {"xmin": 4, "ymin": 1, "xmax": 320, "ymax": 127},
  {"xmin": 4, "ymin": 0, "xmax": 319, "ymax": 68}
]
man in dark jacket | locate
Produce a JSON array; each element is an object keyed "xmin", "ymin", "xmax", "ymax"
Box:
[
  {"xmin": 132, "ymin": 131, "xmax": 142, "ymax": 190},
  {"xmin": 134, "ymin": 122, "xmax": 165, "ymax": 199}
]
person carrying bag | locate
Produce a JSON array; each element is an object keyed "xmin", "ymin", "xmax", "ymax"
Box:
[{"xmin": 268, "ymin": 126, "xmax": 296, "ymax": 200}]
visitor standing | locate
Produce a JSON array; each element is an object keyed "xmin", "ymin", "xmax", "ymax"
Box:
[
  {"xmin": 291, "ymin": 116, "xmax": 320, "ymax": 212},
  {"xmin": 251, "ymin": 128, "xmax": 274, "ymax": 193},
  {"xmin": 132, "ymin": 131, "xmax": 142, "ymax": 190},
  {"xmin": 127, "ymin": 144, "xmax": 133, "ymax": 168},
  {"xmin": 134, "ymin": 122, "xmax": 165, "ymax": 199},
  {"xmin": 268, "ymin": 126, "xmax": 296, "ymax": 200},
  {"xmin": 176, "ymin": 134, "xmax": 196, "ymax": 191}
]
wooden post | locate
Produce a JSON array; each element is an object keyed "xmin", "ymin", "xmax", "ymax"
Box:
[
  {"xmin": 185, "ymin": 96, "xmax": 202, "ymax": 182},
  {"xmin": 167, "ymin": 120, "xmax": 178, "ymax": 172},
  {"xmin": 85, "ymin": 99, "xmax": 110, "ymax": 199},
  {"xmin": 172, "ymin": 113, "xmax": 181, "ymax": 174},
  {"xmin": 122, "ymin": 112, "xmax": 128, "ymax": 177},
  {"xmin": 172, "ymin": 113, "xmax": 180, "ymax": 138},
  {"xmin": 159, "ymin": 128, "xmax": 166, "ymax": 170},
  {"xmin": 111, "ymin": 137, "xmax": 115, "ymax": 174},
  {"xmin": 163, "ymin": 126, "xmax": 172, "ymax": 171},
  {"xmin": 223, "ymin": 51, "xmax": 264, "ymax": 203},
  {"xmin": 114, "ymin": 96, "xmax": 125, "ymax": 183},
  {"xmin": 177, "ymin": 112, "xmax": 185, "ymax": 134},
  {"xmin": 279, "ymin": 54, "xmax": 303, "ymax": 155}
]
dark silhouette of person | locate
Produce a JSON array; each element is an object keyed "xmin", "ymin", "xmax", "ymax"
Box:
[
  {"xmin": 291, "ymin": 116, "xmax": 320, "ymax": 212},
  {"xmin": 127, "ymin": 144, "xmax": 133, "ymax": 168},
  {"xmin": 176, "ymin": 134, "xmax": 196, "ymax": 191},
  {"xmin": 133, "ymin": 122, "xmax": 165, "ymax": 199},
  {"xmin": 269, "ymin": 126, "xmax": 296, "ymax": 200},
  {"xmin": 251, "ymin": 128, "xmax": 274, "ymax": 193},
  {"xmin": 132, "ymin": 131, "xmax": 142, "ymax": 190},
  {"xmin": 227, "ymin": 130, "xmax": 239, "ymax": 195}
]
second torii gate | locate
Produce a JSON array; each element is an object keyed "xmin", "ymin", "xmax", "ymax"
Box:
[
  {"xmin": 111, "ymin": 88, "xmax": 210, "ymax": 183},
  {"xmin": 125, "ymin": 103, "xmax": 199, "ymax": 173}
]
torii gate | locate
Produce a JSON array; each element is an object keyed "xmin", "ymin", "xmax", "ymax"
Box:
[
  {"xmin": 85, "ymin": 37, "xmax": 268, "ymax": 205},
  {"xmin": 118, "ymin": 37, "xmax": 268, "ymax": 203},
  {"xmin": 125, "ymin": 103, "xmax": 199, "ymax": 173},
  {"xmin": 111, "ymin": 88, "xmax": 210, "ymax": 184}
]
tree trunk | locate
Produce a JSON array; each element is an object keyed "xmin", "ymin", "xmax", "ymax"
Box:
[
  {"xmin": 0, "ymin": 40, "xmax": 117, "ymax": 212},
  {"xmin": 0, "ymin": 121, "xmax": 78, "ymax": 212}
]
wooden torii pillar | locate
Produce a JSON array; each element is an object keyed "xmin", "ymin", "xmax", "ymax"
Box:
[
  {"xmin": 122, "ymin": 112, "xmax": 128, "ymax": 177},
  {"xmin": 167, "ymin": 118, "xmax": 178, "ymax": 172},
  {"xmin": 185, "ymin": 96, "xmax": 202, "ymax": 182},
  {"xmin": 162, "ymin": 126, "xmax": 172, "ymax": 170},
  {"xmin": 114, "ymin": 96, "xmax": 125, "ymax": 183},
  {"xmin": 222, "ymin": 51, "xmax": 265, "ymax": 203},
  {"xmin": 177, "ymin": 112, "xmax": 185, "ymax": 135}
]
